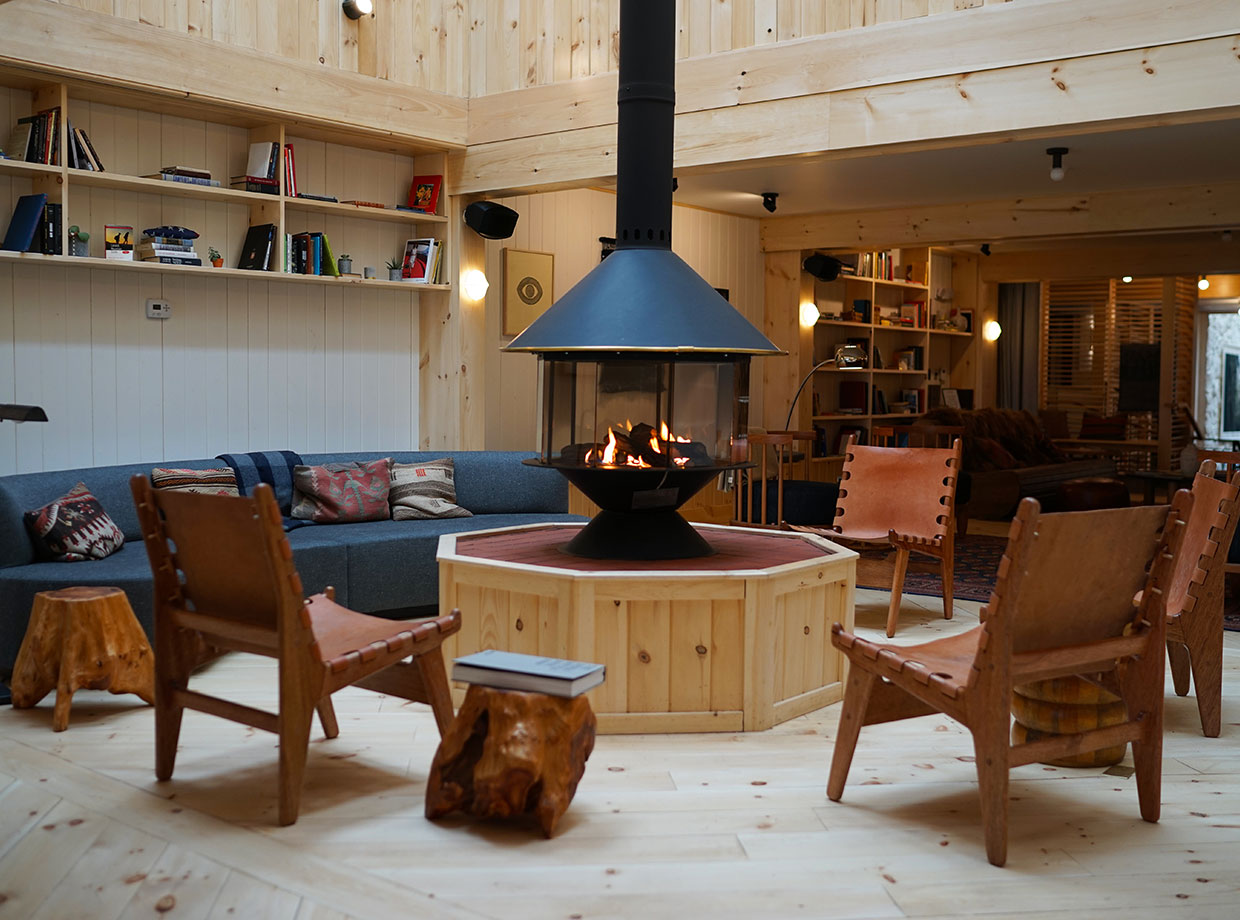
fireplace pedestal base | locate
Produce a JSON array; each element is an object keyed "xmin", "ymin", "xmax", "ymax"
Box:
[{"xmin": 437, "ymin": 523, "xmax": 857, "ymax": 734}]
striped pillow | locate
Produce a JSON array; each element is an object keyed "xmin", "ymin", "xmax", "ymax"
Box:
[
  {"xmin": 151, "ymin": 467, "xmax": 239, "ymax": 496},
  {"xmin": 390, "ymin": 458, "xmax": 472, "ymax": 520}
]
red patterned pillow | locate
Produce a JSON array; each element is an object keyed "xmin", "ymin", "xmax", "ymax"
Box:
[
  {"xmin": 24, "ymin": 482, "xmax": 125, "ymax": 562},
  {"xmin": 291, "ymin": 459, "xmax": 391, "ymax": 523}
]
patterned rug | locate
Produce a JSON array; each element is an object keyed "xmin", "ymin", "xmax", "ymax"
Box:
[{"xmin": 854, "ymin": 534, "xmax": 1007, "ymax": 603}]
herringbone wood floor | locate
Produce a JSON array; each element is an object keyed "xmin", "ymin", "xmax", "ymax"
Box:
[{"xmin": 1, "ymin": 586, "xmax": 1238, "ymax": 920}]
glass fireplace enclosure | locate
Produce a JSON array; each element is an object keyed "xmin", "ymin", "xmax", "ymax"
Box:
[{"xmin": 540, "ymin": 355, "xmax": 750, "ymax": 471}]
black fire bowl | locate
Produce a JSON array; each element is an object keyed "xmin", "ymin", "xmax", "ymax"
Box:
[{"xmin": 524, "ymin": 459, "xmax": 753, "ymax": 560}]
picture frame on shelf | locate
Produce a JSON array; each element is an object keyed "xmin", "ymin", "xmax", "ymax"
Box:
[
  {"xmin": 408, "ymin": 175, "xmax": 442, "ymax": 214},
  {"xmin": 503, "ymin": 248, "xmax": 554, "ymax": 336},
  {"xmin": 942, "ymin": 388, "xmax": 962, "ymax": 410},
  {"xmin": 401, "ymin": 238, "xmax": 436, "ymax": 283}
]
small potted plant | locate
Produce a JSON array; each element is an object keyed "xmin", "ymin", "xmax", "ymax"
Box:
[
  {"xmin": 386, "ymin": 257, "xmax": 403, "ymax": 281},
  {"xmin": 208, "ymin": 246, "xmax": 223, "ymax": 268},
  {"xmin": 338, "ymin": 253, "xmax": 353, "ymax": 274}
]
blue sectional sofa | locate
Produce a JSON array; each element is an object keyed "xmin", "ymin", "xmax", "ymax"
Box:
[{"xmin": 0, "ymin": 451, "xmax": 585, "ymax": 672}]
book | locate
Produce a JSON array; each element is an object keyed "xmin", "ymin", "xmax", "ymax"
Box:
[
  {"xmin": 296, "ymin": 192, "xmax": 338, "ymax": 202},
  {"xmin": 75, "ymin": 127, "xmax": 103, "ymax": 171},
  {"xmin": 104, "ymin": 225, "xmax": 134, "ymax": 260},
  {"xmin": 451, "ymin": 649, "xmax": 605, "ymax": 698},
  {"xmin": 143, "ymin": 172, "xmax": 221, "ymax": 187},
  {"xmin": 141, "ymin": 255, "xmax": 202, "ymax": 265},
  {"xmin": 401, "ymin": 237, "xmax": 436, "ymax": 282},
  {"xmin": 237, "ymin": 223, "xmax": 276, "ymax": 271},
  {"xmin": 407, "ymin": 174, "xmax": 442, "ymax": 213},
  {"xmin": 159, "ymin": 165, "xmax": 212, "ymax": 179},
  {"xmin": 245, "ymin": 141, "xmax": 277, "ymax": 180}
]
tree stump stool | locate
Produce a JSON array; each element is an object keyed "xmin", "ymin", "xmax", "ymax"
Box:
[
  {"xmin": 425, "ymin": 684, "xmax": 596, "ymax": 836},
  {"xmin": 11, "ymin": 586, "xmax": 155, "ymax": 731},
  {"xmin": 1011, "ymin": 676, "xmax": 1127, "ymax": 767}
]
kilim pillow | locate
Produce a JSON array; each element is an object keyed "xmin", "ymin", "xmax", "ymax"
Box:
[
  {"xmin": 150, "ymin": 467, "xmax": 239, "ymax": 496},
  {"xmin": 24, "ymin": 482, "xmax": 125, "ymax": 562},
  {"xmin": 291, "ymin": 458, "xmax": 392, "ymax": 523},
  {"xmin": 390, "ymin": 458, "xmax": 473, "ymax": 520}
]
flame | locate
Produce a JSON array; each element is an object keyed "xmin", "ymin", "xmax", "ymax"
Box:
[
  {"xmin": 601, "ymin": 428, "xmax": 618, "ymax": 465},
  {"xmin": 588, "ymin": 420, "xmax": 691, "ymax": 469}
]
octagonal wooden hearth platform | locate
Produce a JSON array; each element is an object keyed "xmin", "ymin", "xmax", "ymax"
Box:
[{"xmin": 437, "ymin": 523, "xmax": 857, "ymax": 734}]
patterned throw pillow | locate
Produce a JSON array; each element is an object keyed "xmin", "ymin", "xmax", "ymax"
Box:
[
  {"xmin": 24, "ymin": 483, "xmax": 125, "ymax": 562},
  {"xmin": 150, "ymin": 467, "xmax": 239, "ymax": 496},
  {"xmin": 390, "ymin": 458, "xmax": 473, "ymax": 520},
  {"xmin": 291, "ymin": 459, "xmax": 392, "ymax": 523}
]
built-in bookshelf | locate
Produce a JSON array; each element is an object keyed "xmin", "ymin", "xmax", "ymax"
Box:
[
  {"xmin": 0, "ymin": 71, "xmax": 455, "ymax": 292},
  {"xmin": 801, "ymin": 246, "xmax": 978, "ymax": 464}
]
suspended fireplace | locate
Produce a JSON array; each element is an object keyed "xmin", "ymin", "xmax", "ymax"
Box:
[{"xmin": 503, "ymin": 0, "xmax": 781, "ymax": 560}]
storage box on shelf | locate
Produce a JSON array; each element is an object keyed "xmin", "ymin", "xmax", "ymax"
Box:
[
  {"xmin": 802, "ymin": 246, "xmax": 976, "ymax": 474},
  {"xmin": 0, "ymin": 72, "xmax": 454, "ymax": 293}
]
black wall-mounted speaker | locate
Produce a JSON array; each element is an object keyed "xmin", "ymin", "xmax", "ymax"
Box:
[
  {"xmin": 803, "ymin": 253, "xmax": 842, "ymax": 282},
  {"xmin": 464, "ymin": 201, "xmax": 519, "ymax": 240}
]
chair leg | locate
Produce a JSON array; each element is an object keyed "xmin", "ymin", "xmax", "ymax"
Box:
[
  {"xmin": 1122, "ymin": 643, "xmax": 1165, "ymax": 824},
  {"xmin": 413, "ymin": 649, "xmax": 456, "ymax": 735},
  {"xmin": 316, "ymin": 697, "xmax": 340, "ymax": 739},
  {"xmin": 940, "ymin": 540, "xmax": 955, "ymax": 622},
  {"xmin": 1166, "ymin": 640, "xmax": 1192, "ymax": 697},
  {"xmin": 886, "ymin": 547, "xmax": 910, "ymax": 638},
  {"xmin": 1187, "ymin": 630, "xmax": 1223, "ymax": 738},
  {"xmin": 277, "ymin": 705, "xmax": 315, "ymax": 826},
  {"xmin": 972, "ymin": 720, "xmax": 1011, "ymax": 867},
  {"xmin": 827, "ymin": 666, "xmax": 876, "ymax": 802},
  {"xmin": 154, "ymin": 635, "xmax": 191, "ymax": 782}
]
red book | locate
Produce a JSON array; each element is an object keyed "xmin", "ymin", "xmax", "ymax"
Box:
[{"xmin": 283, "ymin": 144, "xmax": 297, "ymax": 198}]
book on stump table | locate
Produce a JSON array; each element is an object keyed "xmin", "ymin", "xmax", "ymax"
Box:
[{"xmin": 451, "ymin": 650, "xmax": 605, "ymax": 698}]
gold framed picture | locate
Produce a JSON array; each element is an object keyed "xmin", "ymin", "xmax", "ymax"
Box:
[{"xmin": 503, "ymin": 249, "xmax": 554, "ymax": 336}]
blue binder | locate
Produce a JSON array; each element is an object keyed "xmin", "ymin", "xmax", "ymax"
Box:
[{"xmin": 1, "ymin": 193, "xmax": 48, "ymax": 252}]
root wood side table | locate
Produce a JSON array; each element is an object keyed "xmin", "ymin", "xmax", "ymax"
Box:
[{"xmin": 437, "ymin": 523, "xmax": 857, "ymax": 734}]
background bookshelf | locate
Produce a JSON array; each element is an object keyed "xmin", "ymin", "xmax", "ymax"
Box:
[{"xmin": 801, "ymin": 246, "xmax": 978, "ymax": 475}]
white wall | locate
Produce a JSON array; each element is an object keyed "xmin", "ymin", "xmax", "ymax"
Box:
[{"xmin": 482, "ymin": 188, "xmax": 767, "ymax": 450}]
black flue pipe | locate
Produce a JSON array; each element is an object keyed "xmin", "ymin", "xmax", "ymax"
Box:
[{"xmin": 614, "ymin": 0, "xmax": 676, "ymax": 250}]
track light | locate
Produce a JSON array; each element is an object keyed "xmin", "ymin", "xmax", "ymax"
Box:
[
  {"xmin": 979, "ymin": 243, "xmax": 991, "ymax": 257},
  {"xmin": 342, "ymin": 0, "xmax": 373, "ymax": 20},
  {"xmin": 1046, "ymin": 146, "xmax": 1068, "ymax": 181},
  {"xmin": 1122, "ymin": 276, "xmax": 1133, "ymax": 283},
  {"xmin": 761, "ymin": 192, "xmax": 778, "ymax": 213}
]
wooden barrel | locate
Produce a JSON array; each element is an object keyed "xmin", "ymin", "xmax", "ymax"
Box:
[{"xmin": 1011, "ymin": 676, "xmax": 1127, "ymax": 767}]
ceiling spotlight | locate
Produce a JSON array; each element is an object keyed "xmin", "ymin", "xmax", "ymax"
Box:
[
  {"xmin": 761, "ymin": 192, "xmax": 779, "ymax": 214},
  {"xmin": 1046, "ymin": 146, "xmax": 1068, "ymax": 181},
  {"xmin": 1224, "ymin": 229, "xmax": 1234, "ymax": 242},
  {"xmin": 1199, "ymin": 276, "xmax": 1211, "ymax": 291},
  {"xmin": 1121, "ymin": 276, "xmax": 1133, "ymax": 283},
  {"xmin": 342, "ymin": 0, "xmax": 373, "ymax": 20},
  {"xmin": 979, "ymin": 243, "xmax": 991, "ymax": 257}
]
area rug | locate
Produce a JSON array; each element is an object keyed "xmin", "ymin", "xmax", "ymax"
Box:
[{"xmin": 854, "ymin": 534, "xmax": 1007, "ymax": 603}]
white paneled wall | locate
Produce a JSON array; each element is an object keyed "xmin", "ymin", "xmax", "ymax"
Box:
[
  {"xmin": 0, "ymin": 262, "xmax": 421, "ymax": 475},
  {"xmin": 482, "ymin": 188, "xmax": 766, "ymax": 451}
]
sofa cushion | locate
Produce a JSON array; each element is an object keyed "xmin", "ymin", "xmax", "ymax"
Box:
[
  {"xmin": 390, "ymin": 458, "xmax": 472, "ymax": 520},
  {"xmin": 24, "ymin": 483, "xmax": 126, "ymax": 562},
  {"xmin": 292, "ymin": 459, "xmax": 392, "ymax": 523},
  {"xmin": 151, "ymin": 467, "xmax": 239, "ymax": 496}
]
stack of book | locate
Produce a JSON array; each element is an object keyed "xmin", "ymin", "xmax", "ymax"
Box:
[
  {"xmin": 4, "ymin": 107, "xmax": 59, "ymax": 165},
  {"xmin": 229, "ymin": 141, "xmax": 297, "ymax": 196},
  {"xmin": 451, "ymin": 650, "xmax": 605, "ymax": 698},
  {"xmin": 142, "ymin": 166, "xmax": 219, "ymax": 187},
  {"xmin": 137, "ymin": 232, "xmax": 201, "ymax": 266}
]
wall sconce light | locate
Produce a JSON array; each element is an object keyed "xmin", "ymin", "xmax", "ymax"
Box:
[
  {"xmin": 1198, "ymin": 276, "xmax": 1211, "ymax": 291},
  {"xmin": 799, "ymin": 301, "xmax": 821, "ymax": 327},
  {"xmin": 462, "ymin": 269, "xmax": 490, "ymax": 301},
  {"xmin": 1046, "ymin": 146, "xmax": 1068, "ymax": 181},
  {"xmin": 761, "ymin": 192, "xmax": 778, "ymax": 213},
  {"xmin": 342, "ymin": 0, "xmax": 373, "ymax": 20},
  {"xmin": 982, "ymin": 319, "xmax": 1003, "ymax": 342}
]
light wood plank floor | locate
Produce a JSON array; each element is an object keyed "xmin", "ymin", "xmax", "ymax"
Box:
[{"xmin": 1, "ymin": 587, "xmax": 1239, "ymax": 920}]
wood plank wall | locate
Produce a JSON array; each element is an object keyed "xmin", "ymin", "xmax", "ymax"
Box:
[
  {"xmin": 45, "ymin": 0, "xmax": 1008, "ymax": 96},
  {"xmin": 0, "ymin": 86, "xmax": 424, "ymax": 476},
  {"xmin": 481, "ymin": 189, "xmax": 766, "ymax": 450}
]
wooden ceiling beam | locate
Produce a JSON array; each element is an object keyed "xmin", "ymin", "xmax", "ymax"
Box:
[
  {"xmin": 454, "ymin": 36, "xmax": 1240, "ymax": 196},
  {"xmin": 977, "ymin": 238, "xmax": 1240, "ymax": 283},
  {"xmin": 758, "ymin": 181, "xmax": 1240, "ymax": 252}
]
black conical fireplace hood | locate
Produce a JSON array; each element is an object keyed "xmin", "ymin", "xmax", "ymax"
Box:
[{"xmin": 503, "ymin": 0, "xmax": 780, "ymax": 357}]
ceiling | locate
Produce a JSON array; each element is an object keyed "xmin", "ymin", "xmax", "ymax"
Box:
[{"xmin": 664, "ymin": 118, "xmax": 1240, "ymax": 222}]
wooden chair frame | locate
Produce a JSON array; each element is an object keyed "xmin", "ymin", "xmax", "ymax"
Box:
[
  {"xmin": 872, "ymin": 423, "xmax": 969, "ymax": 535},
  {"xmin": 732, "ymin": 430, "xmax": 817, "ymax": 529},
  {"xmin": 131, "ymin": 475, "xmax": 461, "ymax": 825},
  {"xmin": 1165, "ymin": 458, "xmax": 1240, "ymax": 736},
  {"xmin": 827, "ymin": 493, "xmax": 1191, "ymax": 866}
]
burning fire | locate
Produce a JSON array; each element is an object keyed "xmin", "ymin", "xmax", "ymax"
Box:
[{"xmin": 583, "ymin": 420, "xmax": 696, "ymax": 469}]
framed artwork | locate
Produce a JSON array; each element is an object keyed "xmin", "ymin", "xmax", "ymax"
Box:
[
  {"xmin": 1221, "ymin": 347, "xmax": 1240, "ymax": 439},
  {"xmin": 407, "ymin": 175, "xmax": 442, "ymax": 214},
  {"xmin": 503, "ymin": 249, "xmax": 554, "ymax": 336}
]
